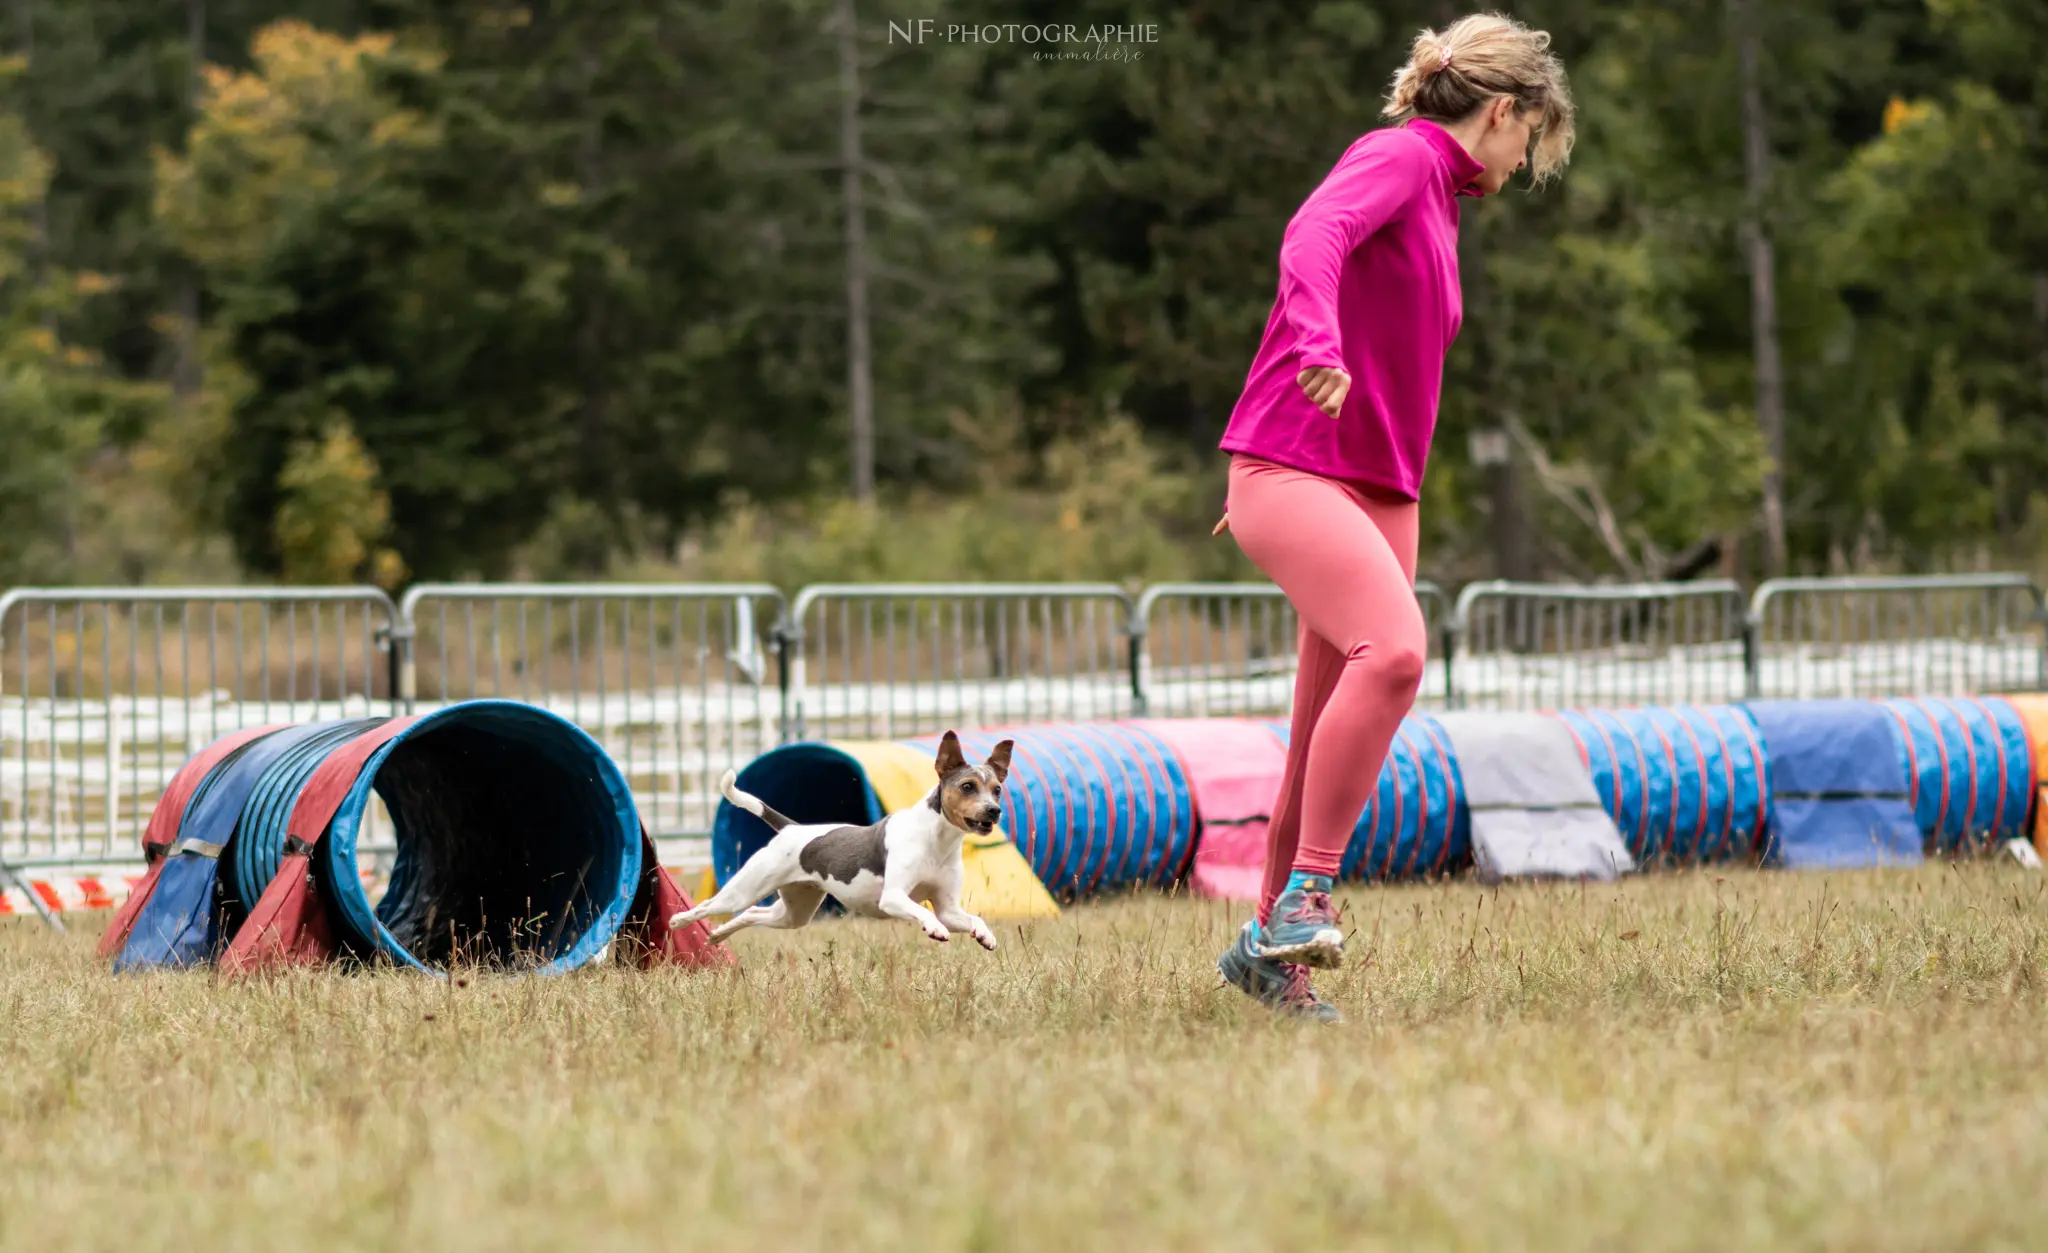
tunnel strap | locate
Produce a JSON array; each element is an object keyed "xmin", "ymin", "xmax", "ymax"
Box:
[
  {"xmin": 165, "ymin": 837, "xmax": 226, "ymax": 859},
  {"xmin": 217, "ymin": 842, "xmax": 338, "ymax": 976},
  {"xmin": 97, "ymin": 721, "xmax": 299, "ymax": 963},
  {"xmin": 286, "ymin": 717, "xmax": 420, "ymax": 845},
  {"xmin": 1773, "ymin": 789, "xmax": 1911, "ymax": 802},
  {"xmin": 1464, "ymin": 800, "xmax": 1610, "ymax": 813}
]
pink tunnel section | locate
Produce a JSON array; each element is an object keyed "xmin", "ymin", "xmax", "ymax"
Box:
[{"xmin": 1132, "ymin": 719, "xmax": 1289, "ymax": 901}]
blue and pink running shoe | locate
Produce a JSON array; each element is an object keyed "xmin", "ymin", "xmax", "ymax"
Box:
[
  {"xmin": 1252, "ymin": 872, "xmax": 1346, "ymax": 968},
  {"xmin": 1216, "ymin": 921, "xmax": 1342, "ymax": 1024}
]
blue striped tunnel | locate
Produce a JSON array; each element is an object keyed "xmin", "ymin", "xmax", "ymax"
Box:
[
  {"xmin": 1263, "ymin": 715, "xmax": 1471, "ymax": 880},
  {"xmin": 220, "ymin": 718, "xmax": 389, "ymax": 926},
  {"xmin": 1880, "ymin": 697, "xmax": 2033, "ymax": 854},
  {"xmin": 1552, "ymin": 706, "xmax": 1772, "ymax": 865},
  {"xmin": 905, "ymin": 725, "xmax": 1196, "ymax": 896}
]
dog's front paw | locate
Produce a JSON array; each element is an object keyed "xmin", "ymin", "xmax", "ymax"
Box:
[
  {"xmin": 666, "ymin": 911, "xmax": 690, "ymax": 930},
  {"xmin": 922, "ymin": 923, "xmax": 952, "ymax": 943},
  {"xmin": 971, "ymin": 926, "xmax": 998, "ymax": 952}
]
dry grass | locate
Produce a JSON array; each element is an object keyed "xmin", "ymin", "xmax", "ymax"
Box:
[{"xmin": 3, "ymin": 865, "xmax": 2047, "ymax": 1252}]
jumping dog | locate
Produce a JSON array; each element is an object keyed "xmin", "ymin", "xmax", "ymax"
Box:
[{"xmin": 668, "ymin": 730, "xmax": 1012, "ymax": 949}]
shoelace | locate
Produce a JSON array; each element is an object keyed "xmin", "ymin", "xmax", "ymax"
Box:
[
  {"xmin": 1286, "ymin": 889, "xmax": 1339, "ymax": 925},
  {"xmin": 1280, "ymin": 963, "xmax": 1321, "ymax": 1006}
]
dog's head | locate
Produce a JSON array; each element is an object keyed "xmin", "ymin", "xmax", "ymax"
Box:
[{"xmin": 929, "ymin": 730, "xmax": 1011, "ymax": 837}]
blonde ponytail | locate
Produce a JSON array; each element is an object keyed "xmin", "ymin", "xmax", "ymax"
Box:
[{"xmin": 1382, "ymin": 12, "xmax": 1576, "ymax": 185}]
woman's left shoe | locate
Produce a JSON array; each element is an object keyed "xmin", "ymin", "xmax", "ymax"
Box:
[{"xmin": 1217, "ymin": 922, "xmax": 1343, "ymax": 1023}]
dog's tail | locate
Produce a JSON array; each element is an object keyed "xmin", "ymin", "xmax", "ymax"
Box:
[{"xmin": 721, "ymin": 768, "xmax": 796, "ymax": 833}]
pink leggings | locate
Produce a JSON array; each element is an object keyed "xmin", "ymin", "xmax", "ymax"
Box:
[{"xmin": 1225, "ymin": 456, "xmax": 1426, "ymax": 922}]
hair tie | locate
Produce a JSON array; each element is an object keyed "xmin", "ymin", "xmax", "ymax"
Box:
[{"xmin": 1437, "ymin": 51, "xmax": 1454, "ymax": 74}]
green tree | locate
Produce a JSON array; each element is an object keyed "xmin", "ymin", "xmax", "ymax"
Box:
[
  {"xmin": 0, "ymin": 69, "xmax": 161, "ymax": 585},
  {"xmin": 1821, "ymin": 0, "xmax": 2048, "ymax": 566},
  {"xmin": 274, "ymin": 416, "xmax": 405, "ymax": 586},
  {"xmin": 155, "ymin": 20, "xmax": 573, "ymax": 578}
]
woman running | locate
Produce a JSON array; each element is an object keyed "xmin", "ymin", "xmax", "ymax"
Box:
[{"xmin": 1214, "ymin": 14, "xmax": 1575, "ymax": 1021}]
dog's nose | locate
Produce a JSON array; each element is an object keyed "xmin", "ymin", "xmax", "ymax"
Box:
[{"xmin": 984, "ymin": 806, "xmax": 1002, "ymax": 824}]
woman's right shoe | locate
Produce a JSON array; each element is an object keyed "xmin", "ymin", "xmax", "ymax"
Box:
[{"xmin": 1252, "ymin": 874, "xmax": 1346, "ymax": 968}]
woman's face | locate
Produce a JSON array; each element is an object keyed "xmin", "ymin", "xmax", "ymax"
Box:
[{"xmin": 1467, "ymin": 98, "xmax": 1538, "ymax": 194}]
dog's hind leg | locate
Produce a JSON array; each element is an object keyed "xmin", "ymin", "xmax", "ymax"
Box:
[
  {"xmin": 669, "ymin": 846, "xmax": 797, "ymax": 930},
  {"xmin": 707, "ymin": 884, "xmax": 826, "ymax": 943},
  {"xmin": 705, "ymin": 904, "xmax": 774, "ymax": 943},
  {"xmin": 760, "ymin": 883, "xmax": 827, "ymax": 929}
]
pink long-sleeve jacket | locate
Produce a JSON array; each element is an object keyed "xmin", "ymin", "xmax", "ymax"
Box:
[{"xmin": 1218, "ymin": 119, "xmax": 1486, "ymax": 500}]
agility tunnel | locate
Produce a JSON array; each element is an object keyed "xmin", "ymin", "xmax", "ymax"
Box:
[
  {"xmin": 1880, "ymin": 698, "xmax": 2033, "ymax": 856},
  {"xmin": 101, "ymin": 700, "xmax": 728, "ymax": 975},
  {"xmin": 712, "ymin": 697, "xmax": 2046, "ymax": 909},
  {"xmin": 916, "ymin": 725, "xmax": 1193, "ymax": 899},
  {"xmin": 1152, "ymin": 719, "xmax": 1305, "ymax": 902},
  {"xmin": 1552, "ymin": 706, "xmax": 1771, "ymax": 867}
]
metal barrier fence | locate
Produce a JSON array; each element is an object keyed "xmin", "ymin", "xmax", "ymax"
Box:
[
  {"xmin": 1, "ymin": 587, "xmax": 402, "ymax": 873},
  {"xmin": 1130, "ymin": 582, "xmax": 1450, "ymax": 718},
  {"xmin": 399, "ymin": 583, "xmax": 786, "ymax": 857},
  {"xmin": 1744, "ymin": 575, "xmax": 2048, "ymax": 700},
  {"xmin": 778, "ymin": 583, "xmax": 1133, "ymax": 743},
  {"xmin": 1448, "ymin": 581, "xmax": 1751, "ymax": 710},
  {"xmin": 3, "ymin": 574, "xmax": 2043, "ymax": 880}
]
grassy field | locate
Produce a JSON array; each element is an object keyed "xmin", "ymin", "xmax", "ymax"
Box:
[{"xmin": 3, "ymin": 866, "xmax": 2046, "ymax": 1252}]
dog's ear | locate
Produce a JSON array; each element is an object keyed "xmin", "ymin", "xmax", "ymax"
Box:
[
  {"xmin": 934, "ymin": 730, "xmax": 966, "ymax": 778},
  {"xmin": 986, "ymin": 739, "xmax": 1013, "ymax": 785}
]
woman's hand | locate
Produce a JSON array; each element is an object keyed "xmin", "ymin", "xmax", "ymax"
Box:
[{"xmin": 1296, "ymin": 366, "xmax": 1351, "ymax": 419}]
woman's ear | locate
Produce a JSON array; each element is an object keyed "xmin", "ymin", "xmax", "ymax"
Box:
[{"xmin": 1491, "ymin": 94, "xmax": 1516, "ymax": 128}]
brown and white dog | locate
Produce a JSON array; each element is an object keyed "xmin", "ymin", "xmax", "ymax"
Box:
[{"xmin": 668, "ymin": 730, "xmax": 1013, "ymax": 949}]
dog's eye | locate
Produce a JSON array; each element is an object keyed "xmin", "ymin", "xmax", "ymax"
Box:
[{"xmin": 960, "ymin": 780, "xmax": 976, "ymax": 794}]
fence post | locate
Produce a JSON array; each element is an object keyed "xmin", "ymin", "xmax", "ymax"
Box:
[
  {"xmin": 775, "ymin": 611, "xmax": 803, "ymax": 744},
  {"xmin": 1442, "ymin": 592, "xmax": 1469, "ymax": 710},
  {"xmin": 1440, "ymin": 616, "xmax": 1459, "ymax": 709},
  {"xmin": 1126, "ymin": 594, "xmax": 1151, "ymax": 718},
  {"xmin": 2033, "ymin": 578, "xmax": 2048, "ymax": 694},
  {"xmin": 385, "ymin": 615, "xmax": 416, "ymax": 715},
  {"xmin": 1741, "ymin": 593, "xmax": 1761, "ymax": 701}
]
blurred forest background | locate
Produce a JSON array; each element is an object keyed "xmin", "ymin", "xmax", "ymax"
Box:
[{"xmin": 1, "ymin": 0, "xmax": 2043, "ymax": 594}]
